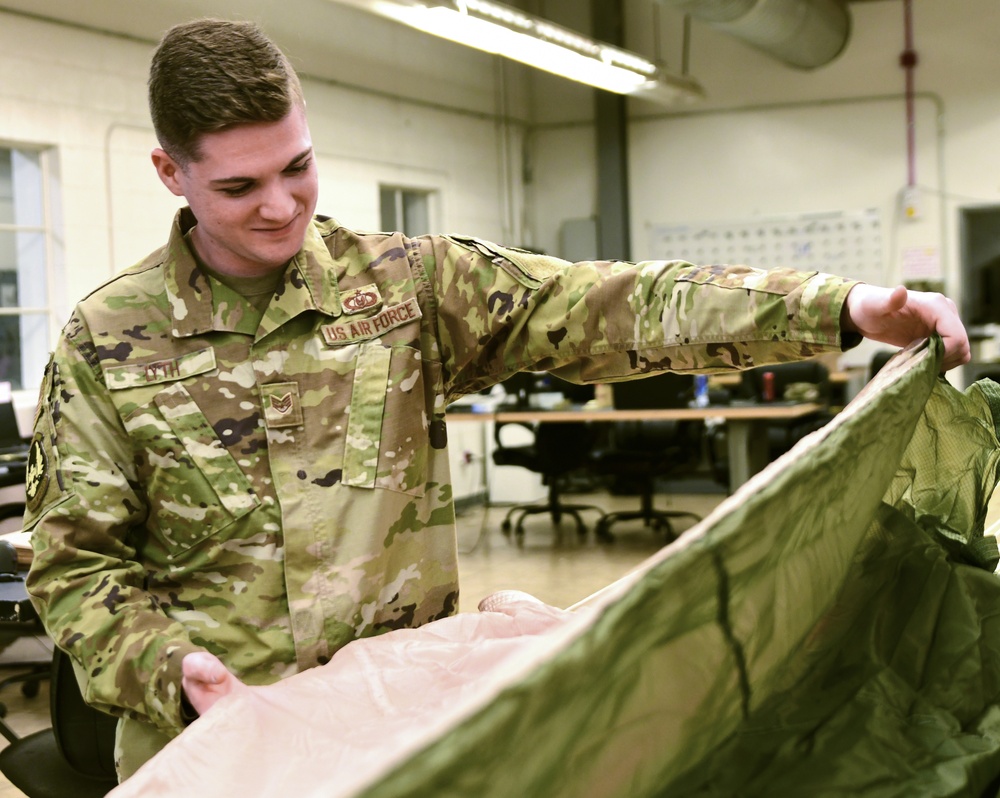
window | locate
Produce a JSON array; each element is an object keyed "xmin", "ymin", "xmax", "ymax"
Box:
[
  {"xmin": 379, "ymin": 186, "xmax": 433, "ymax": 236},
  {"xmin": 0, "ymin": 146, "xmax": 55, "ymax": 392}
]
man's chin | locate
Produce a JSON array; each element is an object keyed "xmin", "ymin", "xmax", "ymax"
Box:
[{"xmin": 253, "ymin": 241, "xmax": 305, "ymax": 272}]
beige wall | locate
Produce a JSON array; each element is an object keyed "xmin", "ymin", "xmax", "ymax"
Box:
[
  {"xmin": 533, "ymin": 0, "xmax": 1000, "ymax": 298},
  {"xmin": 0, "ymin": 8, "xmax": 525, "ymax": 347},
  {"xmin": 4, "ymin": 1, "xmax": 1000, "ymax": 386}
]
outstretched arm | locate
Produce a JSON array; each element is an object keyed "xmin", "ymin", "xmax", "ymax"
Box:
[
  {"xmin": 182, "ymin": 651, "xmax": 250, "ymax": 717},
  {"xmin": 842, "ymin": 284, "xmax": 970, "ymax": 371}
]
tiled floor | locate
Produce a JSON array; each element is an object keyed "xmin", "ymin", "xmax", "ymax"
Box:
[
  {"xmin": 0, "ymin": 489, "xmax": 720, "ymax": 796},
  {"xmin": 455, "ymin": 490, "xmax": 721, "ymax": 611}
]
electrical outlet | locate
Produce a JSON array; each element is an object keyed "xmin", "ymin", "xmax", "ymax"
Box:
[{"xmin": 901, "ymin": 185, "xmax": 921, "ymax": 220}]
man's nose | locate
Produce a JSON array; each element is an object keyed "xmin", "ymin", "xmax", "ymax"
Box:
[{"xmin": 258, "ymin": 182, "xmax": 296, "ymax": 221}]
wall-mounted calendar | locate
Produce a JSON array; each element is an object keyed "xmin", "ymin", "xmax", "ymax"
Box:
[{"xmin": 647, "ymin": 208, "xmax": 884, "ymax": 286}]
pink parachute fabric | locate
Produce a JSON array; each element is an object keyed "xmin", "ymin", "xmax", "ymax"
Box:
[
  {"xmin": 109, "ymin": 590, "xmax": 591, "ymax": 798},
  {"xmin": 110, "ymin": 338, "xmax": 1000, "ymax": 798}
]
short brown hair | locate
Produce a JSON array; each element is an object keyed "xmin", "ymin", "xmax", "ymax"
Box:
[{"xmin": 148, "ymin": 18, "xmax": 304, "ymax": 165}]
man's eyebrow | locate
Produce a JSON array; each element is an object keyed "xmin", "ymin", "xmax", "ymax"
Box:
[{"xmin": 209, "ymin": 148, "xmax": 313, "ymax": 186}]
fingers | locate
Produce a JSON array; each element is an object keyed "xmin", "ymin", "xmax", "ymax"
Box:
[
  {"xmin": 182, "ymin": 652, "xmax": 244, "ymax": 717},
  {"xmin": 938, "ymin": 319, "xmax": 972, "ymax": 370},
  {"xmin": 843, "ymin": 283, "xmax": 970, "ymax": 372},
  {"xmin": 182, "ymin": 651, "xmax": 228, "ymax": 686},
  {"xmin": 913, "ymin": 290, "xmax": 971, "ymax": 371},
  {"xmin": 842, "ymin": 283, "xmax": 896, "ymax": 335},
  {"xmin": 885, "ymin": 284, "xmax": 908, "ymax": 313}
]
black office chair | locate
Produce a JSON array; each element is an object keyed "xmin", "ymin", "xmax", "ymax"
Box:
[
  {"xmin": 0, "ymin": 646, "xmax": 119, "ymax": 798},
  {"xmin": 0, "ymin": 502, "xmax": 25, "ymax": 524},
  {"xmin": 0, "ymin": 403, "xmax": 28, "ymax": 457},
  {"xmin": 0, "ymin": 452, "xmax": 28, "ymax": 534},
  {"xmin": 741, "ymin": 360, "xmax": 834, "ymax": 460},
  {"xmin": 492, "ymin": 420, "xmax": 604, "ymax": 542},
  {"xmin": 868, "ymin": 349, "xmax": 896, "ymax": 381},
  {"xmin": 490, "ymin": 373, "xmax": 603, "ymax": 542},
  {"xmin": 0, "ymin": 532, "xmax": 50, "ymax": 724},
  {"xmin": 590, "ymin": 373, "xmax": 702, "ymax": 542},
  {"xmin": 497, "ymin": 371, "xmax": 537, "ymax": 410}
]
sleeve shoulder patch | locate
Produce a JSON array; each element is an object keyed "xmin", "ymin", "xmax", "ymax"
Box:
[{"xmin": 25, "ymin": 434, "xmax": 49, "ymax": 513}]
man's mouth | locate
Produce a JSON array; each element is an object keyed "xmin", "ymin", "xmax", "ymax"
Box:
[{"xmin": 255, "ymin": 215, "xmax": 298, "ymax": 234}]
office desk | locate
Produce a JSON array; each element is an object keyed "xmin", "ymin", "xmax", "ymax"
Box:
[
  {"xmin": 710, "ymin": 371, "xmax": 856, "ymax": 387},
  {"xmin": 447, "ymin": 402, "xmax": 823, "ymax": 493}
]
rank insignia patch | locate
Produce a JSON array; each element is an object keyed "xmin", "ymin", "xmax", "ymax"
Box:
[
  {"xmin": 25, "ymin": 434, "xmax": 49, "ymax": 512},
  {"xmin": 270, "ymin": 392, "xmax": 294, "ymax": 415},
  {"xmin": 261, "ymin": 382, "xmax": 303, "ymax": 428}
]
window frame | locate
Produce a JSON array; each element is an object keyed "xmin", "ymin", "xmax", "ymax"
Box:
[
  {"xmin": 0, "ymin": 142, "xmax": 62, "ymax": 394},
  {"xmin": 379, "ymin": 184, "xmax": 436, "ymax": 237}
]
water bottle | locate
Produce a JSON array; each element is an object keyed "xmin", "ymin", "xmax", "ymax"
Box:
[{"xmin": 694, "ymin": 374, "xmax": 710, "ymax": 407}]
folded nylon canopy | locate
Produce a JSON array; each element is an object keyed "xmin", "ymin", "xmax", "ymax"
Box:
[{"xmin": 110, "ymin": 337, "xmax": 1000, "ymax": 798}]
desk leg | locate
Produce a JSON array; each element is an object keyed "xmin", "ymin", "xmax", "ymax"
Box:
[{"xmin": 726, "ymin": 419, "xmax": 769, "ymax": 492}]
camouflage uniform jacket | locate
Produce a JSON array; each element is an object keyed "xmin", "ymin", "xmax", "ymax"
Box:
[{"xmin": 23, "ymin": 208, "xmax": 856, "ymax": 743}]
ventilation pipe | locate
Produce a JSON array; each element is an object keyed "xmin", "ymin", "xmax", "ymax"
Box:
[{"xmin": 658, "ymin": 0, "xmax": 851, "ymax": 69}]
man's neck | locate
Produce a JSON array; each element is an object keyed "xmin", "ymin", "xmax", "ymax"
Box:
[
  {"xmin": 187, "ymin": 225, "xmax": 288, "ymax": 279},
  {"xmin": 183, "ymin": 228, "xmax": 287, "ymax": 304}
]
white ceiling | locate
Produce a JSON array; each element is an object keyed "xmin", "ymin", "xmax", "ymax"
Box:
[
  {"xmin": 0, "ymin": 0, "xmax": 879, "ymax": 88},
  {"xmin": 0, "ymin": 0, "xmax": 389, "ymax": 85}
]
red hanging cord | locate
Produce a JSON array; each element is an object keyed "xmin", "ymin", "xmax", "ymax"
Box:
[{"xmin": 900, "ymin": 0, "xmax": 918, "ymax": 188}]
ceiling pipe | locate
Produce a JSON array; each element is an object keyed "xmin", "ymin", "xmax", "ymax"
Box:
[{"xmin": 657, "ymin": 0, "xmax": 851, "ymax": 69}]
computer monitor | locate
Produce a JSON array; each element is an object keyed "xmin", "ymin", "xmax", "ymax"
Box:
[
  {"xmin": 975, "ymin": 257, "xmax": 1000, "ymax": 325},
  {"xmin": 499, "ymin": 372, "xmax": 595, "ymax": 408},
  {"xmin": 0, "ymin": 403, "xmax": 26, "ymax": 455}
]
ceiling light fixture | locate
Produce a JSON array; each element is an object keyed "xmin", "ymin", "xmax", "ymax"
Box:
[{"xmin": 328, "ymin": 0, "xmax": 704, "ymax": 105}]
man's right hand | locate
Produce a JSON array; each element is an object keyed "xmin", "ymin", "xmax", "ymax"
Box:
[
  {"xmin": 181, "ymin": 651, "xmax": 248, "ymax": 717},
  {"xmin": 841, "ymin": 283, "xmax": 970, "ymax": 372}
]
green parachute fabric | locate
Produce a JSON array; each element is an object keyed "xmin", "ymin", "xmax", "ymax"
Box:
[{"xmin": 357, "ymin": 337, "xmax": 1000, "ymax": 798}]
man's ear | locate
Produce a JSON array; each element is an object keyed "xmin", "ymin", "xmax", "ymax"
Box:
[{"xmin": 151, "ymin": 148, "xmax": 186, "ymax": 197}]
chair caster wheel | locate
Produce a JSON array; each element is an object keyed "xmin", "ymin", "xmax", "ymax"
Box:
[{"xmin": 21, "ymin": 681, "xmax": 39, "ymax": 699}]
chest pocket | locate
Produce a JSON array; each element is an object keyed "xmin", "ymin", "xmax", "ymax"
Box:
[
  {"xmin": 342, "ymin": 341, "xmax": 427, "ymax": 497},
  {"xmin": 123, "ymin": 381, "xmax": 260, "ymax": 555}
]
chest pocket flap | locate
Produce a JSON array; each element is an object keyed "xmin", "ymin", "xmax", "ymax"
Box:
[{"xmin": 124, "ymin": 381, "xmax": 259, "ymax": 555}]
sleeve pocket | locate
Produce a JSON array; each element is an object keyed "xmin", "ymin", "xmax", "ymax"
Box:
[
  {"xmin": 444, "ymin": 235, "xmax": 567, "ymax": 290},
  {"xmin": 675, "ymin": 264, "xmax": 817, "ymax": 294}
]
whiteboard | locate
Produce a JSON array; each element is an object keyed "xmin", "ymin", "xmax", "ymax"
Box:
[{"xmin": 647, "ymin": 208, "xmax": 884, "ymax": 286}]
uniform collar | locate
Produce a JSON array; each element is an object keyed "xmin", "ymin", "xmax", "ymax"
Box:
[{"xmin": 164, "ymin": 208, "xmax": 343, "ymax": 338}]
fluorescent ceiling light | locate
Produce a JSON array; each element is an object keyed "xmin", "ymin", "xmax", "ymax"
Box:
[{"xmin": 329, "ymin": 0, "xmax": 704, "ymax": 105}]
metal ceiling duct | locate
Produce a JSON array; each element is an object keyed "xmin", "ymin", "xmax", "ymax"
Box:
[{"xmin": 659, "ymin": 0, "xmax": 851, "ymax": 69}]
